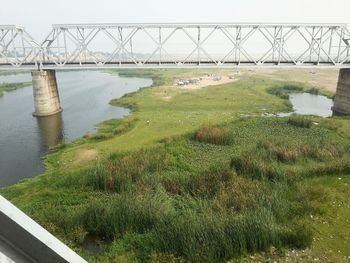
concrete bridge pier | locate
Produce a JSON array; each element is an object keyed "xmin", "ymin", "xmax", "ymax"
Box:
[
  {"xmin": 31, "ymin": 70, "xmax": 62, "ymax": 116},
  {"xmin": 333, "ymin": 68, "xmax": 350, "ymax": 115}
]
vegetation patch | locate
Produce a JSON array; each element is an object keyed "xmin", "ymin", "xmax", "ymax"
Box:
[
  {"xmin": 194, "ymin": 126, "xmax": 233, "ymax": 145},
  {"xmin": 267, "ymin": 84, "xmax": 304, "ymax": 99},
  {"xmin": 0, "ymin": 82, "xmax": 31, "ymax": 96},
  {"xmin": 84, "ymin": 117, "xmax": 138, "ymax": 141},
  {"xmin": 84, "ymin": 147, "xmax": 171, "ymax": 192},
  {"xmin": 288, "ymin": 114, "xmax": 312, "ymax": 128},
  {"xmin": 4, "ymin": 114, "xmax": 350, "ymax": 262},
  {"xmin": 267, "ymin": 83, "xmax": 334, "ymax": 100},
  {"xmin": 21, "ymin": 117, "xmax": 347, "ymax": 262},
  {"xmin": 257, "ymin": 139, "xmax": 346, "ymax": 163}
]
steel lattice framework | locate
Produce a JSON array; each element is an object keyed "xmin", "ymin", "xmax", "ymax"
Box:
[
  {"xmin": 0, "ymin": 25, "xmax": 41, "ymax": 68},
  {"xmin": 1, "ymin": 23, "xmax": 350, "ymax": 69}
]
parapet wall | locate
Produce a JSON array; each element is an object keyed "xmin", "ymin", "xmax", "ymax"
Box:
[{"xmin": 0, "ymin": 195, "xmax": 87, "ymax": 262}]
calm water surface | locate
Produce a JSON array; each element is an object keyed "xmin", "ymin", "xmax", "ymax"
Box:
[
  {"xmin": 0, "ymin": 71, "xmax": 152, "ymax": 187},
  {"xmin": 288, "ymin": 92, "xmax": 334, "ymax": 117},
  {"xmin": 274, "ymin": 92, "xmax": 334, "ymax": 117}
]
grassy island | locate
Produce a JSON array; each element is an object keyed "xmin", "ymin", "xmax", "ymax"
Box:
[{"xmin": 0, "ymin": 82, "xmax": 32, "ymax": 97}]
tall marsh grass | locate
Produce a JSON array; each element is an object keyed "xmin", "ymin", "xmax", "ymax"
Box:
[
  {"xmin": 69, "ymin": 118, "xmax": 350, "ymax": 261},
  {"xmin": 266, "ymin": 84, "xmax": 304, "ymax": 99},
  {"xmin": 194, "ymin": 126, "xmax": 233, "ymax": 145},
  {"xmin": 85, "ymin": 147, "xmax": 170, "ymax": 192},
  {"xmin": 288, "ymin": 114, "xmax": 312, "ymax": 128}
]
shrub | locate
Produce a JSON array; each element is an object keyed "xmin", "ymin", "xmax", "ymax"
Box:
[
  {"xmin": 280, "ymin": 222, "xmax": 313, "ymax": 249},
  {"xmin": 155, "ymin": 210, "xmax": 280, "ymax": 262},
  {"xmin": 84, "ymin": 117, "xmax": 138, "ymax": 141},
  {"xmin": 306, "ymin": 87, "xmax": 319, "ymax": 95},
  {"xmin": 267, "ymin": 84, "xmax": 304, "ymax": 99},
  {"xmin": 305, "ymin": 159, "xmax": 350, "ymax": 177},
  {"xmin": 190, "ymin": 166, "xmax": 234, "ymax": 198},
  {"xmin": 215, "ymin": 175, "xmax": 265, "ymax": 211},
  {"xmin": 88, "ymin": 133, "xmax": 111, "ymax": 140},
  {"xmin": 85, "ymin": 147, "xmax": 170, "ymax": 192},
  {"xmin": 280, "ymin": 84, "xmax": 304, "ymax": 92},
  {"xmin": 288, "ymin": 114, "xmax": 312, "ymax": 128},
  {"xmin": 230, "ymin": 154, "xmax": 284, "ymax": 181},
  {"xmin": 258, "ymin": 140, "xmax": 305, "ymax": 162},
  {"xmin": 194, "ymin": 126, "xmax": 232, "ymax": 145},
  {"xmin": 81, "ymin": 191, "xmax": 173, "ymax": 240},
  {"xmin": 258, "ymin": 139, "xmax": 346, "ymax": 162}
]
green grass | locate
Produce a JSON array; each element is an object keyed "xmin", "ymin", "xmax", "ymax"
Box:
[
  {"xmin": 267, "ymin": 83, "xmax": 334, "ymax": 99},
  {"xmin": 1, "ymin": 69, "xmax": 349, "ymax": 262},
  {"xmin": 0, "ymin": 70, "xmax": 30, "ymax": 76},
  {"xmin": 194, "ymin": 126, "xmax": 233, "ymax": 145},
  {"xmin": 73, "ymin": 118, "xmax": 327, "ymax": 262},
  {"xmin": 83, "ymin": 116, "xmax": 139, "ymax": 141},
  {"xmin": 288, "ymin": 114, "xmax": 313, "ymax": 128},
  {"xmin": 0, "ymin": 81, "xmax": 32, "ymax": 96}
]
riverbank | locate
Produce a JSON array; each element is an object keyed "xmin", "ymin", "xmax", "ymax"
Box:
[
  {"xmin": 0, "ymin": 71, "xmax": 152, "ymax": 187},
  {"xmin": 0, "ymin": 82, "xmax": 31, "ymax": 97},
  {"xmin": 1, "ymin": 69, "xmax": 349, "ymax": 262}
]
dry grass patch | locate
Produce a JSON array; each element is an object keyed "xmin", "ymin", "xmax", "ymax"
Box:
[{"xmin": 75, "ymin": 149, "xmax": 98, "ymax": 164}]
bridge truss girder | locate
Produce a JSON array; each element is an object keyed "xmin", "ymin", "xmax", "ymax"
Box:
[
  {"xmin": 0, "ymin": 25, "xmax": 41, "ymax": 67},
  {"xmin": 1, "ymin": 24, "xmax": 350, "ymax": 68}
]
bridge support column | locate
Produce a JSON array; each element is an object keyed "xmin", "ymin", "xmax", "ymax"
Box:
[
  {"xmin": 333, "ymin": 68, "xmax": 350, "ymax": 116},
  {"xmin": 31, "ymin": 70, "xmax": 62, "ymax": 116}
]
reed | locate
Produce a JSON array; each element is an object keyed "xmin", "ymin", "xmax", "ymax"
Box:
[{"xmin": 194, "ymin": 126, "xmax": 233, "ymax": 145}]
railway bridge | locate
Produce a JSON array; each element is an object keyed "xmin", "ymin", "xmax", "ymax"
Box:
[{"xmin": 1, "ymin": 23, "xmax": 350, "ymax": 115}]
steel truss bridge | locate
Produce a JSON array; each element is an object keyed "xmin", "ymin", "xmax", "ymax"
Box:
[{"xmin": 1, "ymin": 23, "xmax": 350, "ymax": 69}]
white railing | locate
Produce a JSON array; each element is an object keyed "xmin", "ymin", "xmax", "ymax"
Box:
[{"xmin": 0, "ymin": 195, "xmax": 86, "ymax": 262}]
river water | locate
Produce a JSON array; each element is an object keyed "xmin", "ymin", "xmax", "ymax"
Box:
[
  {"xmin": 289, "ymin": 93, "xmax": 334, "ymax": 117},
  {"xmin": 274, "ymin": 93, "xmax": 334, "ymax": 117},
  {"xmin": 0, "ymin": 71, "xmax": 152, "ymax": 187}
]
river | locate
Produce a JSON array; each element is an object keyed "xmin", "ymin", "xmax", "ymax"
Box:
[
  {"xmin": 288, "ymin": 92, "xmax": 334, "ymax": 117},
  {"xmin": 0, "ymin": 71, "xmax": 152, "ymax": 187}
]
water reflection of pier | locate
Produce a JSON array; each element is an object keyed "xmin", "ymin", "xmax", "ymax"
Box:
[{"xmin": 36, "ymin": 112, "xmax": 64, "ymax": 149}]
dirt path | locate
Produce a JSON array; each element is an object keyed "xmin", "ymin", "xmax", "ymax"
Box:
[{"xmin": 174, "ymin": 75, "xmax": 238, "ymax": 90}]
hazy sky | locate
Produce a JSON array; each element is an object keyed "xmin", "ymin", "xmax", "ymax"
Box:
[{"xmin": 2, "ymin": 0, "xmax": 350, "ymax": 40}]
